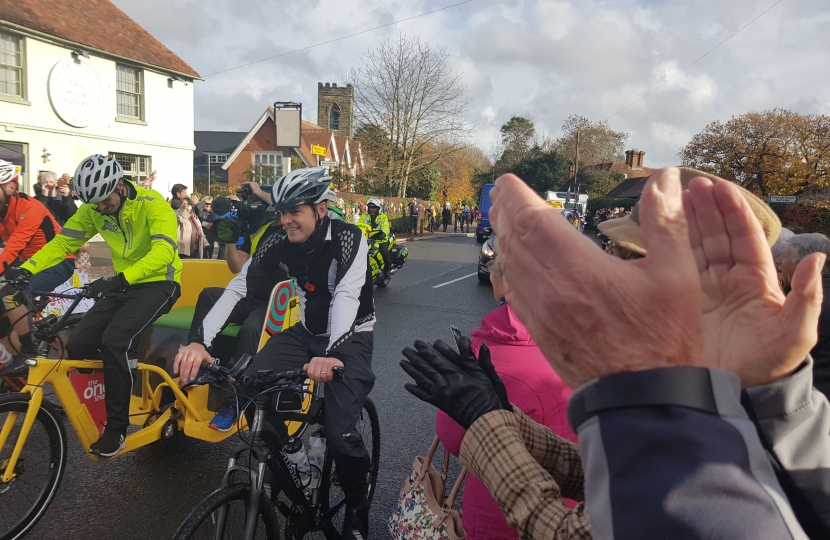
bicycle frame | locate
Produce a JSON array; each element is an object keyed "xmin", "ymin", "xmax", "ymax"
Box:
[{"xmin": 0, "ymin": 357, "xmax": 248, "ymax": 482}]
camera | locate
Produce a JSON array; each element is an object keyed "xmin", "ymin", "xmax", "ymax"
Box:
[{"xmin": 210, "ymin": 184, "xmax": 275, "ymax": 244}]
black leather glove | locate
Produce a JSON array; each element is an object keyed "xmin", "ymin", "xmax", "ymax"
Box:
[
  {"xmin": 401, "ymin": 340, "xmax": 505, "ymax": 429},
  {"xmin": 89, "ymin": 273, "xmax": 128, "ymax": 299},
  {"xmin": 434, "ymin": 336, "xmax": 512, "ymax": 412},
  {"xmin": 4, "ymin": 266, "xmax": 32, "ymax": 286}
]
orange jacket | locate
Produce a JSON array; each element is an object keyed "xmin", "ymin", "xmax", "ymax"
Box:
[{"xmin": 0, "ymin": 192, "xmax": 62, "ymax": 273}]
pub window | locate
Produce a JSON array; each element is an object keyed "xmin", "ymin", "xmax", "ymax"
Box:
[
  {"xmin": 0, "ymin": 31, "xmax": 25, "ymax": 99},
  {"xmin": 116, "ymin": 64, "xmax": 143, "ymax": 119},
  {"xmin": 112, "ymin": 152, "xmax": 151, "ymax": 185}
]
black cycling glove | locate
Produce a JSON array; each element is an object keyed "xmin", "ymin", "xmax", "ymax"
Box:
[
  {"xmin": 434, "ymin": 336, "xmax": 512, "ymax": 412},
  {"xmin": 89, "ymin": 273, "xmax": 128, "ymax": 299},
  {"xmin": 4, "ymin": 266, "xmax": 32, "ymax": 285},
  {"xmin": 401, "ymin": 340, "xmax": 505, "ymax": 429}
]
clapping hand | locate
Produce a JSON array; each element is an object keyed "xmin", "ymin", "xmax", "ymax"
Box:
[
  {"xmin": 683, "ymin": 176, "xmax": 824, "ymax": 387},
  {"xmin": 401, "ymin": 340, "xmax": 507, "ymax": 429},
  {"xmin": 489, "ymin": 168, "xmax": 703, "ymax": 388}
]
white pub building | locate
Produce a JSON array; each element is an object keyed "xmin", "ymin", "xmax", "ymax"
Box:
[{"xmin": 0, "ymin": 0, "xmax": 200, "ymax": 195}]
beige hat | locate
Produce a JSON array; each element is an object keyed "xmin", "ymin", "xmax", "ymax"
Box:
[{"xmin": 598, "ymin": 167, "xmax": 781, "ymax": 256}]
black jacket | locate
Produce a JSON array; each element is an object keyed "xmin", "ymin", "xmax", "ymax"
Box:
[
  {"xmin": 35, "ymin": 192, "xmax": 77, "ymax": 226},
  {"xmin": 811, "ymin": 274, "xmax": 830, "ymax": 399}
]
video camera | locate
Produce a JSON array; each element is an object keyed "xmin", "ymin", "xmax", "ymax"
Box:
[{"xmin": 209, "ymin": 184, "xmax": 275, "ymax": 244}]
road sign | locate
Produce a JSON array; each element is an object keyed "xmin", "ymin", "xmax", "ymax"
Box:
[
  {"xmin": 769, "ymin": 195, "xmax": 797, "ymax": 204},
  {"xmin": 320, "ymin": 160, "xmax": 338, "ymax": 166},
  {"xmin": 311, "ymin": 145, "xmax": 327, "ymax": 156}
]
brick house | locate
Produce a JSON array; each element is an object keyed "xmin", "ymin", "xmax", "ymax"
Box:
[{"xmin": 222, "ymin": 108, "xmax": 363, "ymax": 188}]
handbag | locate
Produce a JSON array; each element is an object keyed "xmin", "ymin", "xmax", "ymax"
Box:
[{"xmin": 388, "ymin": 435, "xmax": 468, "ymax": 540}]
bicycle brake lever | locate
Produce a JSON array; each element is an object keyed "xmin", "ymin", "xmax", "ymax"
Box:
[{"xmin": 332, "ymin": 366, "xmax": 344, "ymax": 380}]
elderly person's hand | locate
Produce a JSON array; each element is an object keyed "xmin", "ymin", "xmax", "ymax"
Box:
[
  {"xmin": 683, "ymin": 176, "xmax": 824, "ymax": 387},
  {"xmin": 489, "ymin": 168, "xmax": 703, "ymax": 389}
]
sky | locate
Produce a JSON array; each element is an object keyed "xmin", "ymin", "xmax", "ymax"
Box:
[{"xmin": 113, "ymin": 0, "xmax": 830, "ymax": 168}]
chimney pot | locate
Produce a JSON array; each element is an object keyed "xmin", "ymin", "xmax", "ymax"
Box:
[{"xmin": 625, "ymin": 150, "xmax": 634, "ymax": 167}]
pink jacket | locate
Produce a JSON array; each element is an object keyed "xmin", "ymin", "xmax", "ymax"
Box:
[{"xmin": 436, "ymin": 303, "xmax": 576, "ymax": 540}]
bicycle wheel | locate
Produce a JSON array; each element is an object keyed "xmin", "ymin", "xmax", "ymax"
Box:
[
  {"xmin": 0, "ymin": 393, "xmax": 67, "ymax": 540},
  {"xmin": 320, "ymin": 397, "xmax": 380, "ymax": 540},
  {"xmin": 174, "ymin": 483, "xmax": 281, "ymax": 540}
]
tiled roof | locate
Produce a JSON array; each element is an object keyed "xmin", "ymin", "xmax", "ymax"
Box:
[
  {"xmin": 583, "ymin": 161, "xmax": 657, "ymax": 179},
  {"xmin": 605, "ymin": 172, "xmax": 671, "ymax": 199},
  {"xmin": 0, "ymin": 0, "xmax": 200, "ymax": 78},
  {"xmin": 194, "ymin": 131, "xmax": 247, "ymax": 158}
]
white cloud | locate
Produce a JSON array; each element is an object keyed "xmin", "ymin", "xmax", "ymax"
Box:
[{"xmin": 112, "ymin": 0, "xmax": 830, "ymax": 168}]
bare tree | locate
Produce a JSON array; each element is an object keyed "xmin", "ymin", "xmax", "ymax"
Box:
[
  {"xmin": 553, "ymin": 115, "xmax": 630, "ymax": 166},
  {"xmin": 351, "ymin": 33, "xmax": 472, "ymax": 197}
]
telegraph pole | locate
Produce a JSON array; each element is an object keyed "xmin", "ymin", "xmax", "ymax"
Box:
[{"xmin": 573, "ymin": 129, "xmax": 580, "ymax": 212}]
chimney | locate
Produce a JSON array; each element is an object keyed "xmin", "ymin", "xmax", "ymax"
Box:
[{"xmin": 624, "ymin": 149, "xmax": 645, "ymax": 169}]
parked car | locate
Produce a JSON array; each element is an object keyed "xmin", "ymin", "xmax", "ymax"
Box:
[
  {"xmin": 476, "ymin": 184, "xmax": 495, "ymax": 243},
  {"xmin": 478, "ymin": 234, "xmax": 496, "ymax": 283}
]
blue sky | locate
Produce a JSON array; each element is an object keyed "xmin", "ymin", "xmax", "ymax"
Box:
[{"xmin": 114, "ymin": 0, "xmax": 830, "ymax": 167}]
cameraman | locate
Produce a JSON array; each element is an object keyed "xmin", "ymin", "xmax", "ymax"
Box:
[{"xmin": 175, "ymin": 181, "xmax": 282, "ymax": 431}]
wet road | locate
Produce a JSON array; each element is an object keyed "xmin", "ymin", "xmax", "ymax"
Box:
[{"xmin": 28, "ymin": 235, "xmax": 494, "ymax": 539}]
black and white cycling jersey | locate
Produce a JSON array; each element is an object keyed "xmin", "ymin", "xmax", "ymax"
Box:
[{"xmin": 196, "ymin": 218, "xmax": 374, "ymax": 360}]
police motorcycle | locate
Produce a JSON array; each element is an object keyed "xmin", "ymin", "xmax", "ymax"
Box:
[
  {"xmin": 328, "ymin": 204, "xmax": 408, "ymax": 287},
  {"xmin": 356, "ymin": 223, "xmax": 408, "ymax": 287}
]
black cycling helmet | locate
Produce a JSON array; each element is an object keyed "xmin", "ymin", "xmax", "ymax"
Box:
[{"xmin": 270, "ymin": 167, "xmax": 336, "ymax": 212}]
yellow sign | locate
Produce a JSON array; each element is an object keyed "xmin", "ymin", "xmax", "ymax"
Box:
[
  {"xmin": 546, "ymin": 200, "xmax": 563, "ymax": 209},
  {"xmin": 311, "ymin": 144, "xmax": 327, "ymax": 156}
]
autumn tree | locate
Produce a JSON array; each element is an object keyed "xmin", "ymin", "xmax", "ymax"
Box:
[
  {"xmin": 553, "ymin": 114, "xmax": 629, "ymax": 166},
  {"xmin": 437, "ymin": 145, "xmax": 489, "ymax": 204},
  {"xmin": 680, "ymin": 109, "xmax": 830, "ymax": 196},
  {"xmin": 352, "ymin": 33, "xmax": 472, "ymax": 197}
]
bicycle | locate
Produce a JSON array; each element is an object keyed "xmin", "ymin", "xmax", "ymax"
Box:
[
  {"xmin": 174, "ymin": 359, "xmax": 380, "ymax": 540},
  {"xmin": 0, "ymin": 278, "xmax": 88, "ymax": 394}
]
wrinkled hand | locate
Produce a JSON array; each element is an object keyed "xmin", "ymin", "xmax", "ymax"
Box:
[
  {"xmin": 303, "ymin": 357, "xmax": 344, "ymax": 383},
  {"xmin": 683, "ymin": 177, "xmax": 824, "ymax": 387},
  {"xmin": 401, "ymin": 340, "xmax": 505, "ymax": 429},
  {"xmin": 490, "ymin": 168, "xmax": 703, "ymax": 389},
  {"xmin": 88, "ymin": 273, "xmax": 127, "ymax": 299},
  {"xmin": 58, "ymin": 185, "xmax": 70, "ymax": 197},
  {"xmin": 174, "ymin": 342, "xmax": 214, "ymax": 383}
]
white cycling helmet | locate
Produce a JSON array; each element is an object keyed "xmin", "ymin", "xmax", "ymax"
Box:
[
  {"xmin": 367, "ymin": 197, "xmax": 382, "ymax": 209},
  {"xmin": 74, "ymin": 154, "xmax": 123, "ymax": 203},
  {"xmin": 0, "ymin": 160, "xmax": 18, "ymax": 185},
  {"xmin": 270, "ymin": 167, "xmax": 336, "ymax": 211}
]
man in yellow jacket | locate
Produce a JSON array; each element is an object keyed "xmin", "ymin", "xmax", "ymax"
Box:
[
  {"xmin": 12, "ymin": 155, "xmax": 182, "ymax": 457},
  {"xmin": 359, "ymin": 197, "xmax": 391, "ymax": 279}
]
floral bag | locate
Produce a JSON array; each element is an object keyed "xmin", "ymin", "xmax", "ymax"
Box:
[{"xmin": 388, "ymin": 435, "xmax": 468, "ymax": 540}]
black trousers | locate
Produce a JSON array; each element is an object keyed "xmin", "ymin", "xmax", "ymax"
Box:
[
  {"xmin": 378, "ymin": 242, "xmax": 391, "ymax": 274},
  {"xmin": 188, "ymin": 287, "xmax": 267, "ymax": 359},
  {"xmin": 442, "ymin": 220, "xmax": 449, "ymax": 232},
  {"xmin": 67, "ymin": 281, "xmax": 180, "ymax": 433},
  {"xmin": 247, "ymin": 324, "xmax": 375, "ymax": 502}
]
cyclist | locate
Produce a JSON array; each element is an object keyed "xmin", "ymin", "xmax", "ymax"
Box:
[
  {"xmin": 11, "ymin": 154, "xmax": 182, "ymax": 457},
  {"xmin": 0, "ymin": 160, "xmax": 74, "ymax": 370},
  {"xmin": 359, "ymin": 197, "xmax": 391, "ymax": 279},
  {"xmin": 174, "ymin": 167, "xmax": 375, "ymax": 540}
]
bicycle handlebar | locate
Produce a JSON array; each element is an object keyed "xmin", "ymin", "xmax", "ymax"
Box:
[{"xmin": 200, "ymin": 356, "xmax": 343, "ymax": 394}]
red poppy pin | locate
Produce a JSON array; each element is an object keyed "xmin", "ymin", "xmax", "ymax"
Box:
[{"xmin": 303, "ymin": 282, "xmax": 315, "ymax": 292}]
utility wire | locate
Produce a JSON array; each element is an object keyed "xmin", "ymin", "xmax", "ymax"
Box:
[
  {"xmin": 606, "ymin": 0, "xmax": 786, "ymax": 121},
  {"xmin": 203, "ymin": 0, "xmax": 475, "ymax": 78}
]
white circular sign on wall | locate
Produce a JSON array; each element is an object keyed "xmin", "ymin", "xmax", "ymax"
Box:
[{"xmin": 48, "ymin": 59, "xmax": 103, "ymax": 128}]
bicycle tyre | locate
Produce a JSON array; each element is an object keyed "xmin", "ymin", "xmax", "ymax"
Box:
[
  {"xmin": 320, "ymin": 397, "xmax": 380, "ymax": 540},
  {"xmin": 0, "ymin": 393, "xmax": 67, "ymax": 540},
  {"xmin": 174, "ymin": 483, "xmax": 281, "ymax": 540}
]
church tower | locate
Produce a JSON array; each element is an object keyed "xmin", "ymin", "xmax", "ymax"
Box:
[{"xmin": 317, "ymin": 82, "xmax": 354, "ymax": 139}]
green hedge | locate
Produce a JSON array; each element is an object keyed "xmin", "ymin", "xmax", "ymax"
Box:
[{"xmin": 587, "ymin": 197, "xmax": 639, "ymax": 213}]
